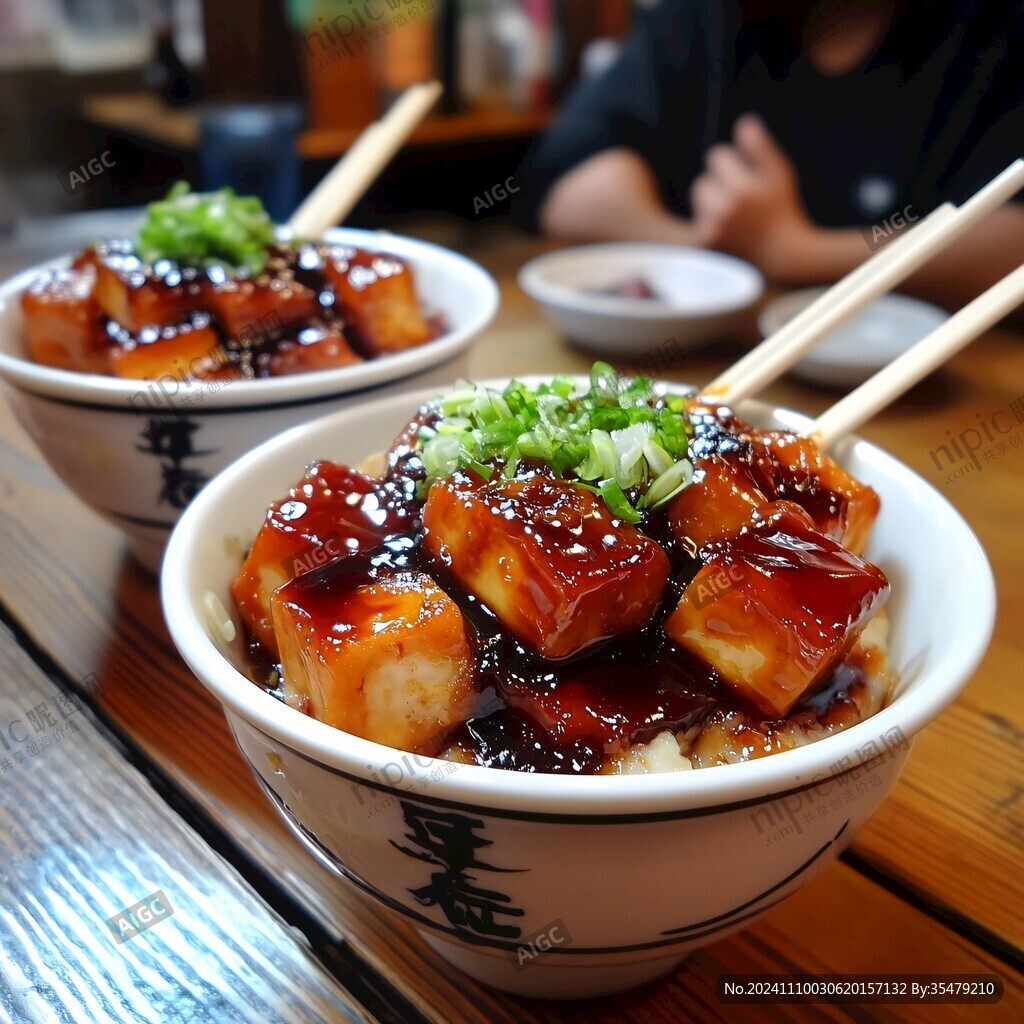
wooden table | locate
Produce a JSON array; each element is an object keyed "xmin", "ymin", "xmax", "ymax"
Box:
[{"xmin": 0, "ymin": 224, "xmax": 1021, "ymax": 1021}]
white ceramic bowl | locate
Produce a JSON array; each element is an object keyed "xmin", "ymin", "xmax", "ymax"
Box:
[
  {"xmin": 518, "ymin": 244, "xmax": 763, "ymax": 358},
  {"xmin": 759, "ymin": 289, "xmax": 949, "ymax": 388},
  {"xmin": 0, "ymin": 228, "xmax": 499, "ymax": 571},
  {"xmin": 161, "ymin": 381, "xmax": 994, "ymax": 999}
]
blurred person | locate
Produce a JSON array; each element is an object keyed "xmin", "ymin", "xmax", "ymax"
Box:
[{"xmin": 516, "ymin": 0, "xmax": 1023, "ymax": 305}]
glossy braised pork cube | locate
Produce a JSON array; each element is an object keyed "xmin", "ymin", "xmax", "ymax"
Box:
[
  {"xmin": 750, "ymin": 433, "xmax": 880, "ymax": 554},
  {"xmin": 90, "ymin": 245, "xmax": 211, "ymax": 332},
  {"xmin": 272, "ymin": 566, "xmax": 475, "ymax": 754},
  {"xmin": 663, "ymin": 455, "xmax": 770, "ymax": 556},
  {"xmin": 20, "ymin": 266, "xmax": 110, "ymax": 375},
  {"xmin": 108, "ymin": 314, "xmax": 232, "ymax": 381},
  {"xmin": 231, "ymin": 463, "xmax": 415, "ymax": 654},
  {"xmin": 322, "ymin": 249, "xmax": 434, "ymax": 356},
  {"xmin": 263, "ymin": 323, "xmax": 362, "ymax": 377},
  {"xmin": 664, "ymin": 503, "xmax": 889, "ymax": 717},
  {"xmin": 422, "ymin": 474, "xmax": 671, "ymax": 660},
  {"xmin": 205, "ymin": 273, "xmax": 320, "ymax": 342}
]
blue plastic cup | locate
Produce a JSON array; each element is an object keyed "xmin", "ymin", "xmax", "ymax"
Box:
[{"xmin": 198, "ymin": 102, "xmax": 304, "ymax": 222}]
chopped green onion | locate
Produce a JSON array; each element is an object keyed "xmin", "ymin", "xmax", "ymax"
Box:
[
  {"xmin": 611, "ymin": 422, "xmax": 652, "ymax": 485},
  {"xmin": 422, "ymin": 433, "xmax": 461, "ymax": 479},
  {"xmin": 599, "ymin": 478, "xmax": 642, "ymax": 524},
  {"xmin": 464, "ymin": 455, "xmax": 495, "ymax": 481},
  {"xmin": 643, "ymin": 438, "xmax": 674, "ymax": 477},
  {"xmin": 417, "ymin": 365, "xmax": 695, "ymax": 520},
  {"xmin": 136, "ymin": 181, "xmax": 276, "ymax": 275},
  {"xmin": 639, "ymin": 459, "xmax": 695, "ymax": 509},
  {"xmin": 590, "ymin": 361, "xmax": 620, "ymax": 400},
  {"xmin": 551, "ymin": 374, "xmax": 576, "ymax": 398}
]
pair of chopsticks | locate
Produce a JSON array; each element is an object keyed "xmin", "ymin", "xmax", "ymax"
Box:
[
  {"xmin": 701, "ymin": 158, "xmax": 1024, "ymax": 448},
  {"xmin": 287, "ymin": 81, "xmax": 444, "ymax": 239}
]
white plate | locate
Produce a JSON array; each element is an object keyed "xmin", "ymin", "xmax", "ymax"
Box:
[{"xmin": 759, "ymin": 289, "xmax": 949, "ymax": 387}]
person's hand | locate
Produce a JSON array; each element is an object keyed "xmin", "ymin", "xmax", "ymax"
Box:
[{"xmin": 690, "ymin": 115, "xmax": 820, "ymax": 280}]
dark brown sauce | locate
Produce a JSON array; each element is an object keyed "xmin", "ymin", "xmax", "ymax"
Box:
[
  {"xmin": 240, "ymin": 405, "xmax": 882, "ymax": 774},
  {"xmin": 273, "ymin": 461, "xmax": 420, "ymax": 549}
]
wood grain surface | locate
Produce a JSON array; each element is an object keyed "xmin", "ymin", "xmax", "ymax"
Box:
[
  {"xmin": 0, "ymin": 222, "xmax": 1020, "ymax": 1021},
  {"xmin": 0, "ymin": 622, "xmax": 372, "ymax": 1024}
]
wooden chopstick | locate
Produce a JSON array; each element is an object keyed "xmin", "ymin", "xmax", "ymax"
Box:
[
  {"xmin": 286, "ymin": 81, "xmax": 443, "ymax": 239},
  {"xmin": 812, "ymin": 262, "xmax": 1024, "ymax": 448},
  {"xmin": 704, "ymin": 158, "xmax": 1024, "ymax": 405},
  {"xmin": 704, "ymin": 202, "xmax": 956, "ymax": 399}
]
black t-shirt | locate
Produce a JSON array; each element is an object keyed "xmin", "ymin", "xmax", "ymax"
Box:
[{"xmin": 515, "ymin": 0, "xmax": 1022, "ymax": 229}]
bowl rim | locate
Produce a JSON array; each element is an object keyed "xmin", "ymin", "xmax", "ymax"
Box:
[
  {"xmin": 0, "ymin": 227, "xmax": 500, "ymax": 411},
  {"xmin": 518, "ymin": 243, "xmax": 764, "ymax": 321},
  {"xmin": 161, "ymin": 378, "xmax": 996, "ymax": 817}
]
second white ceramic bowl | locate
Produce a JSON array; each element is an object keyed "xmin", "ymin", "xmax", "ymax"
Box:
[
  {"xmin": 519, "ymin": 244, "xmax": 763, "ymax": 358},
  {"xmin": 162, "ymin": 381, "xmax": 994, "ymax": 998},
  {"xmin": 0, "ymin": 228, "xmax": 499, "ymax": 571}
]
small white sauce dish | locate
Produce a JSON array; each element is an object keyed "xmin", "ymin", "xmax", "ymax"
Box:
[{"xmin": 518, "ymin": 244, "xmax": 764, "ymax": 358}]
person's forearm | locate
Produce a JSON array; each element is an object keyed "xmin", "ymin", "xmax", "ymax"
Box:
[
  {"xmin": 762, "ymin": 224, "xmax": 870, "ymax": 285},
  {"xmin": 901, "ymin": 205, "xmax": 1024, "ymax": 306},
  {"xmin": 538, "ymin": 148, "xmax": 695, "ymax": 245},
  {"xmin": 771, "ymin": 207, "xmax": 1024, "ymax": 307}
]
